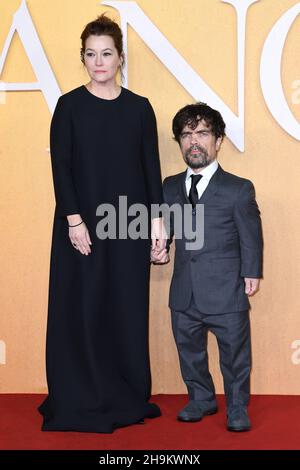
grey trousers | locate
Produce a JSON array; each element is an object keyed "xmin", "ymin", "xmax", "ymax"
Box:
[{"xmin": 171, "ymin": 295, "xmax": 251, "ymax": 409}]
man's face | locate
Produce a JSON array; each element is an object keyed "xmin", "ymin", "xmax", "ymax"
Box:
[{"xmin": 179, "ymin": 119, "xmax": 222, "ymax": 169}]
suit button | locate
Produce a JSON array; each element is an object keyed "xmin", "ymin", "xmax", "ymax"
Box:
[
  {"xmin": 192, "ymin": 209, "xmax": 196, "ymax": 215},
  {"xmin": 191, "ymin": 257, "xmax": 197, "ymax": 262},
  {"xmin": 191, "ymin": 236, "xmax": 196, "ymax": 242}
]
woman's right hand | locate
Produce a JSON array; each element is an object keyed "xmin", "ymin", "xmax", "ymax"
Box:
[{"xmin": 67, "ymin": 215, "xmax": 92, "ymax": 256}]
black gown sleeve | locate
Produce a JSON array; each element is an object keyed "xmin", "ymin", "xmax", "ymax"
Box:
[
  {"xmin": 141, "ymin": 98, "xmax": 163, "ymax": 216},
  {"xmin": 162, "ymin": 177, "xmax": 174, "ymax": 253},
  {"xmin": 50, "ymin": 95, "xmax": 80, "ymax": 217}
]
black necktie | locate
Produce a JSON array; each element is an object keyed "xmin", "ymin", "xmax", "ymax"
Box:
[{"xmin": 189, "ymin": 174, "xmax": 202, "ymax": 208}]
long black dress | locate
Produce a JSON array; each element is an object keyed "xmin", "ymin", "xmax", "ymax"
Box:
[{"xmin": 38, "ymin": 85, "xmax": 163, "ymax": 433}]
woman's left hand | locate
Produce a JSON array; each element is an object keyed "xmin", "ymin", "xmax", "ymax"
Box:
[
  {"xmin": 151, "ymin": 217, "xmax": 167, "ymax": 254},
  {"xmin": 151, "ymin": 248, "xmax": 169, "ymax": 264}
]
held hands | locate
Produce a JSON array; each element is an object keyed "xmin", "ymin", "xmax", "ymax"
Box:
[
  {"xmin": 150, "ymin": 217, "xmax": 169, "ymax": 264},
  {"xmin": 244, "ymin": 278, "xmax": 260, "ymax": 296},
  {"xmin": 151, "ymin": 248, "xmax": 170, "ymax": 264},
  {"xmin": 67, "ymin": 214, "xmax": 92, "ymax": 256}
]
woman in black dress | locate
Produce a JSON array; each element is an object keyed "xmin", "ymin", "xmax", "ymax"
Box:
[{"xmin": 38, "ymin": 14, "xmax": 166, "ymax": 433}]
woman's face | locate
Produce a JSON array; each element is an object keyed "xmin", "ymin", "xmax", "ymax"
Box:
[{"xmin": 83, "ymin": 35, "xmax": 122, "ymax": 84}]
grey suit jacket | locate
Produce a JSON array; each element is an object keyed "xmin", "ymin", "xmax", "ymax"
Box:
[{"xmin": 163, "ymin": 165, "xmax": 263, "ymax": 314}]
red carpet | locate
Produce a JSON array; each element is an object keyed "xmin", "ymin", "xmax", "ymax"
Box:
[{"xmin": 0, "ymin": 394, "xmax": 300, "ymax": 450}]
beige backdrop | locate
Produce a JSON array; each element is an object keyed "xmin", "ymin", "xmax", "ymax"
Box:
[{"xmin": 1, "ymin": 0, "xmax": 300, "ymax": 394}]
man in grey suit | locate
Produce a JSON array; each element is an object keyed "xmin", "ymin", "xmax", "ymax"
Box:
[{"xmin": 152, "ymin": 103, "xmax": 263, "ymax": 432}]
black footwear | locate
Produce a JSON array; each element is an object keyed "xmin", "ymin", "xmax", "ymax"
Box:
[
  {"xmin": 177, "ymin": 401, "xmax": 218, "ymax": 422},
  {"xmin": 227, "ymin": 406, "xmax": 251, "ymax": 432}
]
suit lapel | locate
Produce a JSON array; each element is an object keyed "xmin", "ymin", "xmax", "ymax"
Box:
[
  {"xmin": 198, "ymin": 165, "xmax": 223, "ymax": 203},
  {"xmin": 180, "ymin": 170, "xmax": 190, "ymax": 204}
]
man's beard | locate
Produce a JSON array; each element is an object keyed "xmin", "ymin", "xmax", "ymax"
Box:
[{"xmin": 184, "ymin": 145, "xmax": 211, "ymax": 169}]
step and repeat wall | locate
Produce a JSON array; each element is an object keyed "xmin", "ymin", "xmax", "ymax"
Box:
[{"xmin": 1, "ymin": 0, "xmax": 300, "ymax": 394}]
